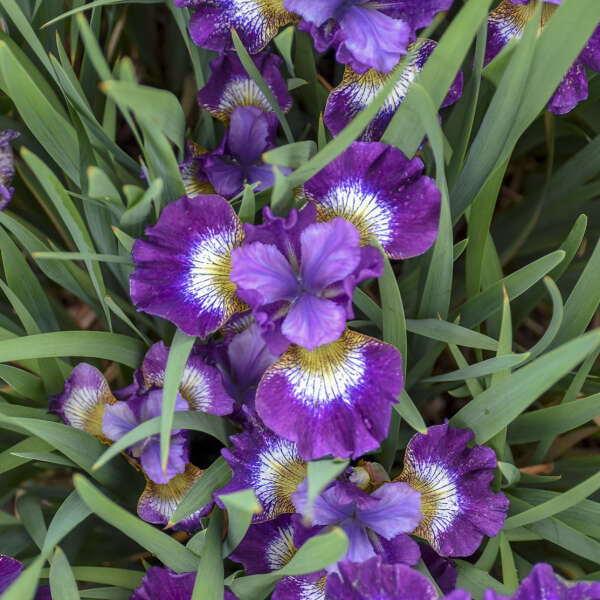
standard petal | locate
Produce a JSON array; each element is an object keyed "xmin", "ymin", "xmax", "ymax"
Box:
[
  {"xmin": 282, "ymin": 294, "xmax": 347, "ymax": 350},
  {"xmin": 256, "ymin": 330, "xmax": 403, "ymax": 460},
  {"xmin": 218, "ymin": 421, "xmax": 307, "ymax": 523},
  {"xmin": 137, "ymin": 463, "xmax": 210, "ymax": 533},
  {"xmin": 130, "ymin": 195, "xmax": 246, "ymax": 338},
  {"xmin": 299, "ymin": 219, "xmax": 361, "ymax": 293},
  {"xmin": 397, "ymin": 423, "xmax": 509, "ymax": 557},
  {"xmin": 101, "ymin": 400, "xmax": 137, "ymax": 442},
  {"xmin": 231, "ymin": 242, "xmax": 299, "ymax": 305},
  {"xmin": 227, "ymin": 106, "xmax": 275, "ymax": 167},
  {"xmin": 49, "ymin": 363, "xmax": 116, "ymax": 438},
  {"xmin": 202, "ymin": 156, "xmax": 245, "ymax": 198}
]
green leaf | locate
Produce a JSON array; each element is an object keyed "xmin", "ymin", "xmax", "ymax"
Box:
[
  {"xmin": 191, "ymin": 509, "xmax": 222, "ymax": 599},
  {"xmin": 353, "ymin": 288, "xmax": 382, "ymax": 329},
  {"xmin": 499, "ymin": 532, "xmax": 518, "ymax": 592},
  {"xmin": 42, "ymin": 0, "xmax": 163, "ymax": 27},
  {"xmin": 16, "ymin": 494, "xmax": 47, "ymax": 551},
  {"xmin": 231, "ymin": 29, "xmax": 294, "ymax": 144},
  {"xmin": 0, "ymin": 437, "xmax": 53, "ymax": 474},
  {"xmin": 451, "ymin": 330, "xmax": 600, "ymax": 443},
  {"xmin": 42, "ymin": 491, "xmax": 91, "ymax": 558},
  {"xmin": 263, "ymin": 142, "xmax": 317, "ymax": 168},
  {"xmin": 40, "ymin": 568, "xmax": 143, "ymax": 590},
  {"xmin": 423, "ymin": 353, "xmax": 529, "ymax": 383},
  {"xmin": 73, "ymin": 475, "xmax": 199, "ymax": 572},
  {"xmin": 0, "ymin": 331, "xmax": 144, "ymax": 367},
  {"xmin": 172, "ymin": 457, "xmax": 231, "ymax": 527},
  {"xmin": 230, "ymin": 528, "xmax": 349, "ymax": 600},
  {"xmin": 405, "ymin": 319, "xmax": 497, "ymax": 351},
  {"xmin": 0, "ymin": 364, "xmax": 45, "ymax": 402},
  {"xmin": 220, "ymin": 490, "xmax": 262, "ymax": 556},
  {"xmin": 32, "ymin": 251, "xmax": 132, "ymax": 264},
  {"xmin": 50, "ymin": 547, "xmax": 80, "ymax": 600},
  {"xmin": 393, "ymin": 390, "xmax": 427, "ymax": 434},
  {"xmin": 10, "ymin": 451, "xmax": 76, "ymax": 469},
  {"xmin": 454, "ymin": 560, "xmax": 510, "ymax": 598},
  {"xmin": 93, "ymin": 411, "xmax": 229, "ymax": 471},
  {"xmin": 238, "ymin": 185, "xmax": 256, "ymax": 224},
  {"xmin": 160, "ymin": 330, "xmax": 196, "ymax": 474}
]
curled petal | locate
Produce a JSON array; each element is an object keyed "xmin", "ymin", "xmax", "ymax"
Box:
[
  {"xmin": 303, "ymin": 142, "xmax": 441, "ymax": 259},
  {"xmin": 140, "ymin": 342, "xmax": 233, "ymax": 416},
  {"xmin": 256, "ymin": 330, "xmax": 403, "ymax": 460},
  {"xmin": 218, "ymin": 421, "xmax": 307, "ymax": 523},
  {"xmin": 397, "ymin": 423, "xmax": 509, "ymax": 557},
  {"xmin": 49, "ymin": 363, "xmax": 116, "ymax": 438},
  {"xmin": 130, "ymin": 195, "xmax": 246, "ymax": 338},
  {"xmin": 137, "ymin": 463, "xmax": 210, "ymax": 533}
]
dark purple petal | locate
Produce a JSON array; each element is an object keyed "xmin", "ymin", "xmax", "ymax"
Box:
[
  {"xmin": 272, "ymin": 573, "xmax": 328, "ymax": 600},
  {"xmin": 0, "ymin": 556, "xmax": 23, "ymax": 594},
  {"xmin": 420, "ymin": 542, "xmax": 458, "ymax": 595},
  {"xmin": 130, "ymin": 567, "xmax": 195, "ymax": 600},
  {"xmin": 49, "ymin": 363, "xmax": 116, "ymax": 438},
  {"xmin": 202, "ymin": 156, "xmax": 245, "ymax": 199},
  {"xmin": 382, "ymin": 0, "xmax": 455, "ymax": 32},
  {"xmin": 227, "ymin": 106, "xmax": 275, "ymax": 167},
  {"xmin": 197, "ymin": 51, "xmax": 292, "ymax": 124},
  {"xmin": 581, "ymin": 24, "xmax": 600, "ymax": 71},
  {"xmin": 303, "ymin": 142, "xmax": 441, "ymax": 259},
  {"xmin": 397, "ymin": 423, "xmax": 509, "ymax": 557},
  {"xmin": 140, "ymin": 342, "xmax": 234, "ymax": 416},
  {"xmin": 0, "ymin": 130, "xmax": 18, "ymax": 210},
  {"xmin": 325, "ymin": 556, "xmax": 439, "ymax": 599},
  {"xmin": 375, "ymin": 533, "xmax": 421, "ymax": 567},
  {"xmin": 231, "ymin": 242, "xmax": 299, "ymax": 306},
  {"xmin": 281, "ymin": 294, "xmax": 347, "ymax": 350},
  {"xmin": 256, "ymin": 330, "xmax": 403, "ymax": 459},
  {"xmin": 547, "ymin": 61, "xmax": 588, "ymax": 115},
  {"xmin": 180, "ymin": 0, "xmax": 295, "ymax": 54},
  {"xmin": 130, "ymin": 195, "xmax": 246, "ymax": 338},
  {"xmin": 137, "ymin": 463, "xmax": 211, "ymax": 532},
  {"xmin": 218, "ymin": 419, "xmax": 307, "ymax": 523}
]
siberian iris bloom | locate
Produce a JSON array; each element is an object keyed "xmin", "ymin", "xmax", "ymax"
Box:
[
  {"xmin": 324, "ymin": 40, "xmax": 463, "ymax": 141},
  {"xmin": 0, "ymin": 130, "xmax": 18, "ymax": 209},
  {"xmin": 325, "ymin": 556, "xmax": 471, "ymax": 600},
  {"xmin": 201, "ymin": 106, "xmax": 290, "ymax": 198},
  {"xmin": 197, "ymin": 51, "xmax": 292, "ymax": 126},
  {"xmin": 130, "ymin": 194, "xmax": 246, "ymax": 337},
  {"xmin": 483, "ymin": 563, "xmax": 600, "ymax": 600},
  {"xmin": 396, "ymin": 423, "xmax": 509, "ymax": 557},
  {"xmin": 131, "ymin": 566, "xmax": 238, "ymax": 600},
  {"xmin": 302, "ymin": 142, "xmax": 441, "ymax": 260},
  {"xmin": 486, "ymin": 1, "xmax": 600, "ymax": 114},
  {"xmin": 217, "ymin": 418, "xmax": 307, "ymax": 522},
  {"xmin": 292, "ymin": 478, "xmax": 422, "ymax": 569},
  {"xmin": 230, "ymin": 203, "xmax": 383, "ymax": 353},
  {"xmin": 173, "ymin": 0, "xmax": 296, "ymax": 54},
  {"xmin": 285, "ymin": 0, "xmax": 454, "ymax": 74}
]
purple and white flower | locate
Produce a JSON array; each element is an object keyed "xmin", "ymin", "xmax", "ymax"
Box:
[
  {"xmin": 302, "ymin": 142, "xmax": 441, "ymax": 260},
  {"xmin": 130, "ymin": 194, "xmax": 246, "ymax": 337},
  {"xmin": 324, "ymin": 40, "xmax": 463, "ymax": 141},
  {"xmin": 486, "ymin": 0, "xmax": 600, "ymax": 114},
  {"xmin": 285, "ymin": 0, "xmax": 454, "ymax": 74},
  {"xmin": 396, "ymin": 423, "xmax": 509, "ymax": 557},
  {"xmin": 174, "ymin": 0, "xmax": 296, "ymax": 54},
  {"xmin": 230, "ymin": 203, "xmax": 383, "ymax": 353}
]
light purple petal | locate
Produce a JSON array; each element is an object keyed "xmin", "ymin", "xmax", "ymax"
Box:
[
  {"xmin": 283, "ymin": 0, "xmax": 344, "ymax": 27},
  {"xmin": 101, "ymin": 400, "xmax": 137, "ymax": 442},
  {"xmin": 137, "ymin": 463, "xmax": 211, "ymax": 533},
  {"xmin": 397, "ymin": 423, "xmax": 509, "ymax": 557},
  {"xmin": 256, "ymin": 330, "xmax": 403, "ymax": 460},
  {"xmin": 140, "ymin": 435, "xmax": 188, "ymax": 485},
  {"xmin": 303, "ymin": 142, "xmax": 441, "ymax": 259},
  {"xmin": 231, "ymin": 242, "xmax": 299, "ymax": 306},
  {"xmin": 130, "ymin": 195, "xmax": 246, "ymax": 337},
  {"xmin": 218, "ymin": 420, "xmax": 307, "ymax": 523},
  {"xmin": 338, "ymin": 519, "xmax": 377, "ymax": 566},
  {"xmin": 49, "ymin": 363, "xmax": 116, "ymax": 438},
  {"xmin": 281, "ymin": 294, "xmax": 347, "ymax": 350}
]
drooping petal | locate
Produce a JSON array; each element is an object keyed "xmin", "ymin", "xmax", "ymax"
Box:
[
  {"xmin": 420, "ymin": 542, "xmax": 458, "ymax": 595},
  {"xmin": 140, "ymin": 342, "xmax": 234, "ymax": 416},
  {"xmin": 197, "ymin": 51, "xmax": 292, "ymax": 125},
  {"xmin": 130, "ymin": 195, "xmax": 246, "ymax": 337},
  {"xmin": 139, "ymin": 434, "xmax": 189, "ymax": 485},
  {"xmin": 0, "ymin": 130, "xmax": 19, "ymax": 209},
  {"xmin": 218, "ymin": 420, "xmax": 307, "ymax": 522},
  {"xmin": 281, "ymin": 294, "xmax": 347, "ymax": 351},
  {"xmin": 303, "ymin": 142, "xmax": 441, "ymax": 259},
  {"xmin": 325, "ymin": 556, "xmax": 440, "ymax": 600},
  {"xmin": 49, "ymin": 363, "xmax": 116, "ymax": 438},
  {"xmin": 178, "ymin": 0, "xmax": 296, "ymax": 54},
  {"xmin": 547, "ymin": 61, "xmax": 588, "ymax": 115},
  {"xmin": 397, "ymin": 423, "xmax": 509, "ymax": 557},
  {"xmin": 256, "ymin": 330, "xmax": 403, "ymax": 459},
  {"xmin": 137, "ymin": 463, "xmax": 210, "ymax": 532},
  {"xmin": 324, "ymin": 41, "xmax": 462, "ymax": 142},
  {"xmin": 0, "ymin": 556, "xmax": 22, "ymax": 594},
  {"xmin": 231, "ymin": 242, "xmax": 299, "ymax": 306}
]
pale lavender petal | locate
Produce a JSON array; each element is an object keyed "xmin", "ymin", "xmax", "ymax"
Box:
[
  {"xmin": 140, "ymin": 435, "xmax": 188, "ymax": 485},
  {"xmin": 101, "ymin": 400, "xmax": 137, "ymax": 442}
]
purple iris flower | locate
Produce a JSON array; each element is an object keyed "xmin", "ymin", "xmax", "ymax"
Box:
[
  {"xmin": 292, "ymin": 478, "xmax": 422, "ymax": 569},
  {"xmin": 285, "ymin": 0, "xmax": 453, "ymax": 74},
  {"xmin": 486, "ymin": 1, "xmax": 600, "ymax": 114},
  {"xmin": 200, "ymin": 105, "xmax": 289, "ymax": 199},
  {"xmin": 0, "ymin": 556, "xmax": 51, "ymax": 599},
  {"xmin": 102, "ymin": 388, "xmax": 190, "ymax": 484},
  {"xmin": 230, "ymin": 203, "xmax": 383, "ymax": 353},
  {"xmin": 0, "ymin": 130, "xmax": 19, "ymax": 210}
]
